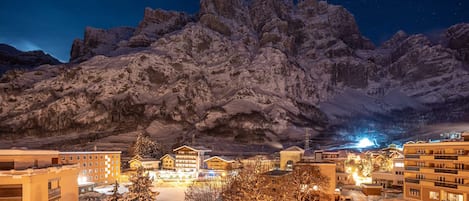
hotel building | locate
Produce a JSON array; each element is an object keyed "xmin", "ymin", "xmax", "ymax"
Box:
[
  {"xmin": 173, "ymin": 145, "xmax": 211, "ymax": 173},
  {"xmin": 0, "ymin": 149, "xmax": 79, "ymax": 201},
  {"xmin": 59, "ymin": 151, "xmax": 121, "ymax": 191},
  {"xmin": 403, "ymin": 140, "xmax": 469, "ymax": 201}
]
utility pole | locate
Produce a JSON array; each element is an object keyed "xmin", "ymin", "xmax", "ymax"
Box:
[{"xmin": 305, "ymin": 128, "xmax": 311, "ymax": 151}]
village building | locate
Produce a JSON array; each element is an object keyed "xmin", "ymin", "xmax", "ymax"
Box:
[{"xmin": 0, "ymin": 149, "xmax": 79, "ymax": 201}]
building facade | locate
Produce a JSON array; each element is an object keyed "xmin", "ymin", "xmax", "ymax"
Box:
[
  {"xmin": 173, "ymin": 145, "xmax": 211, "ymax": 173},
  {"xmin": 403, "ymin": 141, "xmax": 469, "ymax": 201},
  {"xmin": 128, "ymin": 155, "xmax": 160, "ymax": 171},
  {"xmin": 240, "ymin": 155, "xmax": 278, "ymax": 173},
  {"xmin": 372, "ymin": 158, "xmax": 404, "ymax": 188},
  {"xmin": 0, "ymin": 149, "xmax": 79, "ymax": 201},
  {"xmin": 59, "ymin": 151, "xmax": 121, "ymax": 187},
  {"xmin": 160, "ymin": 154, "xmax": 175, "ymax": 170},
  {"xmin": 279, "ymin": 146, "xmax": 304, "ymax": 170},
  {"xmin": 204, "ymin": 156, "xmax": 235, "ymax": 171}
]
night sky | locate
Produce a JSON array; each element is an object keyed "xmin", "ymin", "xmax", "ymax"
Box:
[{"xmin": 0, "ymin": 0, "xmax": 468, "ymax": 62}]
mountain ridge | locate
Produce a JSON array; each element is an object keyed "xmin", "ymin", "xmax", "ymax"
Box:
[{"xmin": 0, "ymin": 0, "xmax": 468, "ymax": 153}]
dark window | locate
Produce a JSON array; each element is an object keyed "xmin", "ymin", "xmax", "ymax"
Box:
[{"xmin": 0, "ymin": 162, "xmax": 14, "ymax": 170}]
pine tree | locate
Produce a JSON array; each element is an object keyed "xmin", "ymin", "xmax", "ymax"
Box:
[
  {"xmin": 132, "ymin": 133, "xmax": 161, "ymax": 158},
  {"xmin": 122, "ymin": 167, "xmax": 158, "ymax": 201}
]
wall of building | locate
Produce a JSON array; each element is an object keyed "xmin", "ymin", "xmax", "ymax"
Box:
[
  {"xmin": 0, "ymin": 165, "xmax": 78, "ymax": 201},
  {"xmin": 404, "ymin": 142, "xmax": 469, "ymax": 201},
  {"xmin": 161, "ymin": 156, "xmax": 175, "ymax": 170},
  {"xmin": 0, "ymin": 150, "xmax": 59, "ymax": 170},
  {"xmin": 279, "ymin": 151, "xmax": 303, "ymax": 170},
  {"xmin": 206, "ymin": 158, "xmax": 232, "ymax": 170},
  {"xmin": 60, "ymin": 152, "xmax": 121, "ymax": 184}
]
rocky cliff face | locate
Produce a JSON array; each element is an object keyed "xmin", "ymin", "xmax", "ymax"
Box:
[
  {"xmin": 0, "ymin": 44, "xmax": 61, "ymax": 74},
  {"xmin": 1, "ymin": 0, "xmax": 468, "ymax": 152}
]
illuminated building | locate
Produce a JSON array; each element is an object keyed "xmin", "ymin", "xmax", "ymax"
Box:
[
  {"xmin": 173, "ymin": 145, "xmax": 211, "ymax": 174},
  {"xmin": 160, "ymin": 154, "xmax": 175, "ymax": 170},
  {"xmin": 0, "ymin": 149, "xmax": 79, "ymax": 201},
  {"xmin": 204, "ymin": 156, "xmax": 235, "ymax": 171},
  {"xmin": 240, "ymin": 155, "xmax": 278, "ymax": 173},
  {"xmin": 372, "ymin": 157, "xmax": 404, "ymax": 188},
  {"xmin": 128, "ymin": 155, "xmax": 160, "ymax": 171},
  {"xmin": 279, "ymin": 146, "xmax": 304, "ymax": 170},
  {"xmin": 403, "ymin": 139, "xmax": 469, "ymax": 201},
  {"xmin": 59, "ymin": 151, "xmax": 121, "ymax": 193}
]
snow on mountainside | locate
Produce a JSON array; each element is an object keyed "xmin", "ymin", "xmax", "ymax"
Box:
[
  {"xmin": 0, "ymin": 44, "xmax": 61, "ymax": 74},
  {"xmin": 0, "ymin": 0, "xmax": 468, "ymax": 153}
]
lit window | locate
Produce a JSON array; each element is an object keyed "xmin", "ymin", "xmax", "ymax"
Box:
[
  {"xmin": 430, "ymin": 191, "xmax": 439, "ymax": 200},
  {"xmin": 394, "ymin": 162, "xmax": 404, "ymax": 168}
]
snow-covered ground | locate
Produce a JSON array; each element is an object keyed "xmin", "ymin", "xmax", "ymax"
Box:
[{"xmin": 157, "ymin": 187, "xmax": 186, "ymax": 201}]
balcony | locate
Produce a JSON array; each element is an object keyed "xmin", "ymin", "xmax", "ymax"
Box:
[
  {"xmin": 405, "ymin": 154, "xmax": 420, "ymax": 159},
  {"xmin": 48, "ymin": 188, "xmax": 61, "ymax": 200},
  {"xmin": 435, "ymin": 181, "xmax": 458, "ymax": 189},
  {"xmin": 405, "ymin": 166, "xmax": 420, "ymax": 171},
  {"xmin": 434, "ymin": 155, "xmax": 458, "ymax": 160},
  {"xmin": 405, "ymin": 178, "xmax": 420, "ymax": 184},
  {"xmin": 434, "ymin": 168, "xmax": 458, "ymax": 174}
]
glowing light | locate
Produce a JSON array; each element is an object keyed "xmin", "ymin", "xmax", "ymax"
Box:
[
  {"xmin": 357, "ymin": 138, "xmax": 374, "ymax": 148},
  {"xmin": 78, "ymin": 176, "xmax": 88, "ymax": 185},
  {"xmin": 312, "ymin": 185, "xmax": 318, "ymax": 191},
  {"xmin": 352, "ymin": 172, "xmax": 372, "ymax": 186}
]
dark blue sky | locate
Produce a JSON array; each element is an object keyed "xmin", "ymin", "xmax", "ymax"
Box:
[{"xmin": 0, "ymin": 0, "xmax": 467, "ymax": 61}]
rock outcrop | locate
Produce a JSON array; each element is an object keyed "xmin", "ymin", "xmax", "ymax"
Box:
[
  {"xmin": 0, "ymin": 44, "xmax": 61, "ymax": 74},
  {"xmin": 1, "ymin": 1, "xmax": 468, "ymax": 152}
]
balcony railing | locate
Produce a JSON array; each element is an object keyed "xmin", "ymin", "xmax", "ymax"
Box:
[
  {"xmin": 405, "ymin": 166, "xmax": 420, "ymax": 171},
  {"xmin": 435, "ymin": 181, "xmax": 458, "ymax": 189},
  {"xmin": 405, "ymin": 154, "xmax": 420, "ymax": 159},
  {"xmin": 435, "ymin": 168, "xmax": 458, "ymax": 174},
  {"xmin": 434, "ymin": 155, "xmax": 458, "ymax": 160},
  {"xmin": 405, "ymin": 178, "xmax": 420, "ymax": 184},
  {"xmin": 48, "ymin": 188, "xmax": 61, "ymax": 200}
]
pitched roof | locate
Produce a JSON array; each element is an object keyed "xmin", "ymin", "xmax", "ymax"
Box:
[
  {"xmin": 173, "ymin": 145, "xmax": 212, "ymax": 152},
  {"xmin": 204, "ymin": 156, "xmax": 235, "ymax": 163},
  {"xmin": 160, "ymin": 154, "xmax": 175, "ymax": 160},
  {"xmin": 281, "ymin": 146, "xmax": 304, "ymax": 152}
]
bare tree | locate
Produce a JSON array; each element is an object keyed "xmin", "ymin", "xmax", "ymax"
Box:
[
  {"xmin": 289, "ymin": 165, "xmax": 331, "ymax": 201},
  {"xmin": 185, "ymin": 180, "xmax": 227, "ymax": 201},
  {"xmin": 222, "ymin": 159, "xmax": 275, "ymax": 201}
]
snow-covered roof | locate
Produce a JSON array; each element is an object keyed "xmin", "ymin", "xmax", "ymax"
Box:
[
  {"xmin": 160, "ymin": 154, "xmax": 175, "ymax": 160},
  {"xmin": 0, "ymin": 149, "xmax": 59, "ymax": 156},
  {"xmin": 280, "ymin": 146, "xmax": 304, "ymax": 152},
  {"xmin": 204, "ymin": 156, "xmax": 235, "ymax": 163},
  {"xmin": 173, "ymin": 145, "xmax": 212, "ymax": 152},
  {"xmin": 59, "ymin": 151, "xmax": 122, "ymax": 154}
]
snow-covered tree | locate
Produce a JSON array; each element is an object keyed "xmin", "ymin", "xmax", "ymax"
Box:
[
  {"xmin": 132, "ymin": 133, "xmax": 161, "ymax": 158},
  {"xmin": 289, "ymin": 165, "xmax": 331, "ymax": 201},
  {"xmin": 122, "ymin": 167, "xmax": 158, "ymax": 201},
  {"xmin": 222, "ymin": 160, "xmax": 274, "ymax": 201},
  {"xmin": 185, "ymin": 179, "xmax": 226, "ymax": 201}
]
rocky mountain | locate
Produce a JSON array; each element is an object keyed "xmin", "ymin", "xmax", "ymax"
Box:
[
  {"xmin": 0, "ymin": 44, "xmax": 61, "ymax": 74},
  {"xmin": 0, "ymin": 0, "xmax": 468, "ymax": 153}
]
